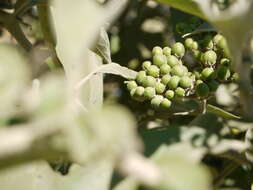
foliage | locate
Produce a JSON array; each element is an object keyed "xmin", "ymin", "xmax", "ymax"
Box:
[{"xmin": 0, "ymin": 0, "xmax": 253, "ymax": 190}]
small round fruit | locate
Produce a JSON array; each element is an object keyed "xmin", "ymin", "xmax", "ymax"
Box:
[
  {"xmin": 155, "ymin": 82, "xmax": 166, "ymax": 94},
  {"xmin": 153, "ymin": 54, "xmax": 167, "ymax": 67},
  {"xmin": 167, "ymin": 55, "xmax": 179, "ymax": 67},
  {"xmin": 193, "ymin": 68, "xmax": 202, "ymax": 79},
  {"xmin": 175, "ymin": 87, "xmax": 185, "ymax": 97},
  {"xmin": 126, "ymin": 81, "xmax": 138, "ymax": 91},
  {"xmin": 144, "ymin": 87, "xmax": 156, "ymax": 99},
  {"xmin": 220, "ymin": 58, "xmax": 231, "ymax": 67},
  {"xmin": 163, "ymin": 47, "xmax": 171, "ymax": 56},
  {"xmin": 190, "ymin": 41, "xmax": 198, "ymax": 50},
  {"xmin": 171, "ymin": 65, "xmax": 185, "ymax": 77},
  {"xmin": 151, "ymin": 95, "xmax": 164, "ymax": 108},
  {"xmin": 203, "ymin": 35, "xmax": 214, "ymax": 49},
  {"xmin": 185, "ymin": 38, "xmax": 194, "ymax": 49},
  {"xmin": 147, "ymin": 65, "xmax": 160, "ymax": 77},
  {"xmin": 201, "ymin": 67, "xmax": 215, "ymax": 80},
  {"xmin": 217, "ymin": 66, "xmax": 231, "ymax": 81},
  {"xmin": 142, "ymin": 61, "xmax": 152, "ymax": 71},
  {"xmin": 180, "ymin": 76, "xmax": 193, "ymax": 88},
  {"xmin": 142, "ymin": 76, "xmax": 156, "ymax": 87},
  {"xmin": 168, "ymin": 76, "xmax": 180, "ymax": 89},
  {"xmin": 160, "ymin": 64, "xmax": 171, "ymax": 75},
  {"xmin": 213, "ymin": 34, "xmax": 224, "ymax": 45},
  {"xmin": 217, "ymin": 37, "xmax": 227, "ymax": 50},
  {"xmin": 152, "ymin": 46, "xmax": 163, "ymax": 55},
  {"xmin": 196, "ymin": 83, "xmax": 210, "ymax": 97},
  {"xmin": 207, "ymin": 80, "xmax": 219, "ymax": 91},
  {"xmin": 165, "ymin": 90, "xmax": 175, "ymax": 99},
  {"xmin": 196, "ymin": 80, "xmax": 203, "ymax": 85},
  {"xmin": 160, "ymin": 98, "xmax": 172, "ymax": 109},
  {"xmin": 161, "ymin": 74, "xmax": 171, "ymax": 85},
  {"xmin": 135, "ymin": 86, "xmax": 145, "ymax": 96},
  {"xmin": 136, "ymin": 71, "xmax": 146, "ymax": 84},
  {"xmin": 202, "ymin": 50, "xmax": 217, "ymax": 65},
  {"xmin": 232, "ymin": 73, "xmax": 239, "ymax": 82},
  {"xmin": 172, "ymin": 42, "xmax": 185, "ymax": 58}
]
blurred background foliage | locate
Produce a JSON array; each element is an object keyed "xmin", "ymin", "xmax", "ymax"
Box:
[{"xmin": 0, "ymin": 0, "xmax": 253, "ymax": 190}]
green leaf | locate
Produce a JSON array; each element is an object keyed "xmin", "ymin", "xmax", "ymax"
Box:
[
  {"xmin": 155, "ymin": 0, "xmax": 205, "ymax": 19},
  {"xmin": 207, "ymin": 104, "xmax": 241, "ymax": 120},
  {"xmin": 182, "ymin": 22, "xmax": 216, "ymax": 38}
]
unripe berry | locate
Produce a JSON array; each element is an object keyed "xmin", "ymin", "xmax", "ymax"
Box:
[
  {"xmin": 152, "ymin": 46, "xmax": 163, "ymax": 55},
  {"xmin": 193, "ymin": 68, "xmax": 202, "ymax": 79},
  {"xmin": 207, "ymin": 80, "xmax": 219, "ymax": 91},
  {"xmin": 182, "ymin": 65, "xmax": 188, "ymax": 73},
  {"xmin": 160, "ymin": 98, "xmax": 172, "ymax": 109},
  {"xmin": 192, "ymin": 50, "xmax": 202, "ymax": 61},
  {"xmin": 217, "ymin": 66, "xmax": 231, "ymax": 81},
  {"xmin": 202, "ymin": 50, "xmax": 217, "ymax": 65},
  {"xmin": 163, "ymin": 47, "xmax": 171, "ymax": 56},
  {"xmin": 147, "ymin": 65, "xmax": 160, "ymax": 77},
  {"xmin": 171, "ymin": 65, "xmax": 185, "ymax": 77},
  {"xmin": 190, "ymin": 41, "xmax": 199, "ymax": 50},
  {"xmin": 213, "ymin": 34, "xmax": 224, "ymax": 45},
  {"xmin": 220, "ymin": 58, "xmax": 231, "ymax": 67},
  {"xmin": 201, "ymin": 67, "xmax": 215, "ymax": 80},
  {"xmin": 167, "ymin": 55, "xmax": 179, "ymax": 67},
  {"xmin": 155, "ymin": 82, "xmax": 166, "ymax": 94},
  {"xmin": 172, "ymin": 42, "xmax": 185, "ymax": 58},
  {"xmin": 160, "ymin": 64, "xmax": 171, "ymax": 75},
  {"xmin": 180, "ymin": 76, "xmax": 193, "ymax": 88},
  {"xmin": 168, "ymin": 76, "xmax": 180, "ymax": 89},
  {"xmin": 203, "ymin": 35, "xmax": 214, "ymax": 50},
  {"xmin": 151, "ymin": 95, "xmax": 164, "ymax": 108},
  {"xmin": 144, "ymin": 87, "xmax": 156, "ymax": 99},
  {"xmin": 175, "ymin": 87, "xmax": 185, "ymax": 97},
  {"xmin": 135, "ymin": 86, "xmax": 145, "ymax": 96},
  {"xmin": 196, "ymin": 80, "xmax": 203, "ymax": 85},
  {"xmin": 142, "ymin": 61, "xmax": 151, "ymax": 71},
  {"xmin": 217, "ymin": 38, "xmax": 227, "ymax": 50},
  {"xmin": 185, "ymin": 38, "xmax": 194, "ymax": 49},
  {"xmin": 136, "ymin": 71, "xmax": 146, "ymax": 84},
  {"xmin": 126, "ymin": 81, "xmax": 138, "ymax": 91},
  {"xmin": 153, "ymin": 54, "xmax": 167, "ymax": 67},
  {"xmin": 196, "ymin": 83, "xmax": 210, "ymax": 97},
  {"xmin": 165, "ymin": 90, "xmax": 175, "ymax": 99},
  {"xmin": 161, "ymin": 74, "xmax": 171, "ymax": 85},
  {"xmin": 142, "ymin": 76, "xmax": 156, "ymax": 87}
]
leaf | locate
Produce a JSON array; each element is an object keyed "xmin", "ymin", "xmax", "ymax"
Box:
[
  {"xmin": 95, "ymin": 27, "xmax": 112, "ymax": 64},
  {"xmin": 155, "ymin": 0, "xmax": 205, "ymax": 19},
  {"xmin": 182, "ymin": 22, "xmax": 217, "ymax": 38},
  {"xmin": 75, "ymin": 62, "xmax": 137, "ymax": 91},
  {"xmin": 207, "ymin": 104, "xmax": 241, "ymax": 120}
]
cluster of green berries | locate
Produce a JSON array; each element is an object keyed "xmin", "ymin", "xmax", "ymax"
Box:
[{"xmin": 125, "ymin": 33, "xmax": 239, "ymax": 110}]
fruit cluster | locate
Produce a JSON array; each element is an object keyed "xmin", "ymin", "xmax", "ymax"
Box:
[{"xmin": 125, "ymin": 34, "xmax": 238, "ymax": 109}]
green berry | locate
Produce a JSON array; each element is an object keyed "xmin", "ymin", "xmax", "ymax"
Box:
[
  {"xmin": 175, "ymin": 87, "xmax": 185, "ymax": 97},
  {"xmin": 135, "ymin": 86, "xmax": 145, "ymax": 96},
  {"xmin": 165, "ymin": 90, "xmax": 175, "ymax": 99},
  {"xmin": 202, "ymin": 50, "xmax": 217, "ymax": 65},
  {"xmin": 161, "ymin": 74, "xmax": 171, "ymax": 85},
  {"xmin": 160, "ymin": 98, "xmax": 172, "ymax": 109},
  {"xmin": 152, "ymin": 46, "xmax": 163, "ymax": 55},
  {"xmin": 201, "ymin": 67, "xmax": 215, "ymax": 80},
  {"xmin": 126, "ymin": 81, "xmax": 137, "ymax": 91},
  {"xmin": 213, "ymin": 34, "xmax": 224, "ymax": 45},
  {"xmin": 220, "ymin": 58, "xmax": 231, "ymax": 67},
  {"xmin": 190, "ymin": 41, "xmax": 199, "ymax": 50},
  {"xmin": 172, "ymin": 42, "xmax": 185, "ymax": 58},
  {"xmin": 168, "ymin": 75, "xmax": 180, "ymax": 89},
  {"xmin": 196, "ymin": 80, "xmax": 203, "ymax": 85},
  {"xmin": 147, "ymin": 65, "xmax": 160, "ymax": 77},
  {"xmin": 151, "ymin": 95, "xmax": 163, "ymax": 108},
  {"xmin": 193, "ymin": 68, "xmax": 202, "ymax": 79},
  {"xmin": 142, "ymin": 61, "xmax": 152, "ymax": 71},
  {"xmin": 136, "ymin": 71, "xmax": 146, "ymax": 84},
  {"xmin": 155, "ymin": 82, "xmax": 166, "ymax": 94},
  {"xmin": 232, "ymin": 73, "xmax": 239, "ymax": 82},
  {"xmin": 217, "ymin": 66, "xmax": 231, "ymax": 81},
  {"xmin": 167, "ymin": 55, "xmax": 179, "ymax": 67},
  {"xmin": 182, "ymin": 65, "xmax": 188, "ymax": 73},
  {"xmin": 207, "ymin": 80, "xmax": 219, "ymax": 91},
  {"xmin": 142, "ymin": 76, "xmax": 156, "ymax": 87},
  {"xmin": 185, "ymin": 38, "xmax": 194, "ymax": 49},
  {"xmin": 130, "ymin": 88, "xmax": 136, "ymax": 97},
  {"xmin": 144, "ymin": 87, "xmax": 156, "ymax": 99},
  {"xmin": 180, "ymin": 76, "xmax": 193, "ymax": 88},
  {"xmin": 196, "ymin": 83, "xmax": 210, "ymax": 97},
  {"xmin": 217, "ymin": 37, "xmax": 227, "ymax": 50},
  {"xmin": 171, "ymin": 65, "xmax": 185, "ymax": 77},
  {"xmin": 203, "ymin": 35, "xmax": 214, "ymax": 49},
  {"xmin": 160, "ymin": 64, "xmax": 171, "ymax": 75},
  {"xmin": 163, "ymin": 47, "xmax": 171, "ymax": 56},
  {"xmin": 192, "ymin": 50, "xmax": 202, "ymax": 61},
  {"xmin": 153, "ymin": 54, "xmax": 167, "ymax": 67}
]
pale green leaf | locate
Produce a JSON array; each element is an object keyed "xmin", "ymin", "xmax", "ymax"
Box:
[{"xmin": 207, "ymin": 104, "xmax": 241, "ymax": 120}]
